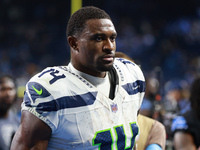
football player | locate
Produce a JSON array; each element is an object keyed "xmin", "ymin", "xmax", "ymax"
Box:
[{"xmin": 11, "ymin": 6, "xmax": 145, "ymax": 150}]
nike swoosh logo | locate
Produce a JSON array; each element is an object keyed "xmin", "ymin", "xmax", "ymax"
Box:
[{"xmin": 32, "ymin": 85, "xmax": 43, "ymax": 95}]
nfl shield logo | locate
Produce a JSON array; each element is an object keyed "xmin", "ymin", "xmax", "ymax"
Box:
[{"xmin": 111, "ymin": 103, "xmax": 118, "ymax": 113}]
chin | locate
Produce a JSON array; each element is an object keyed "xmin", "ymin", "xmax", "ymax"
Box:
[
  {"xmin": 106, "ymin": 64, "xmax": 114, "ymax": 70},
  {"xmin": 98, "ymin": 64, "xmax": 113, "ymax": 72}
]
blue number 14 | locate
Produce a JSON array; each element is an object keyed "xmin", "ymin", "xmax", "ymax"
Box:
[{"xmin": 92, "ymin": 122, "xmax": 138, "ymax": 150}]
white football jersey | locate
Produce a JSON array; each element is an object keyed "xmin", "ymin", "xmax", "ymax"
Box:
[{"xmin": 21, "ymin": 58, "xmax": 145, "ymax": 150}]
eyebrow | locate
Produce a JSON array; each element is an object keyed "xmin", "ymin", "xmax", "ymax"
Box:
[{"xmin": 93, "ymin": 32, "xmax": 117, "ymax": 37}]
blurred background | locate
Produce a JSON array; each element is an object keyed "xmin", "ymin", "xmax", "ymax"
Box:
[
  {"xmin": 1, "ymin": 0, "xmax": 200, "ymax": 86},
  {"xmin": 1, "ymin": 0, "xmax": 200, "ymax": 149}
]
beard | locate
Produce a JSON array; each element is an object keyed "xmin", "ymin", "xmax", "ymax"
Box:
[
  {"xmin": 96, "ymin": 62, "xmax": 114, "ymax": 72},
  {"xmin": 96, "ymin": 56, "xmax": 115, "ymax": 72},
  {"xmin": 0, "ymin": 102, "xmax": 12, "ymax": 117}
]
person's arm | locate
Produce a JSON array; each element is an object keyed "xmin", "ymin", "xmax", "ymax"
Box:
[
  {"xmin": 10, "ymin": 110, "xmax": 52, "ymax": 150},
  {"xmin": 145, "ymin": 120, "xmax": 166, "ymax": 150},
  {"xmin": 145, "ymin": 144, "xmax": 162, "ymax": 150},
  {"xmin": 173, "ymin": 132, "xmax": 196, "ymax": 150}
]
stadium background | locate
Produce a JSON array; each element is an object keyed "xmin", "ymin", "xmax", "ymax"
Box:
[{"xmin": 1, "ymin": 0, "xmax": 200, "ymax": 88}]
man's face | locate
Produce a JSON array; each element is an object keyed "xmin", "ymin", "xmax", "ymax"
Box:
[
  {"xmin": 74, "ymin": 19, "xmax": 117, "ymax": 77},
  {"xmin": 0, "ymin": 79, "xmax": 16, "ymax": 114}
]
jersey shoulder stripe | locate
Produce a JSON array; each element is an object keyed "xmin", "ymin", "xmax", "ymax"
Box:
[
  {"xmin": 114, "ymin": 58, "xmax": 145, "ymax": 95},
  {"xmin": 24, "ymin": 81, "xmax": 98, "ymax": 113},
  {"xmin": 23, "ymin": 61, "xmax": 145, "ymax": 114},
  {"xmin": 122, "ymin": 80, "xmax": 145, "ymax": 95}
]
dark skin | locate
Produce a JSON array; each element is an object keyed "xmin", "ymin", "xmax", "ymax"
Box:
[
  {"xmin": 0, "ymin": 78, "xmax": 16, "ymax": 118},
  {"xmin": 69, "ymin": 19, "xmax": 117, "ymax": 78},
  {"xmin": 10, "ymin": 111, "xmax": 51, "ymax": 150},
  {"xmin": 10, "ymin": 18, "xmax": 117, "ymax": 149},
  {"xmin": 173, "ymin": 132, "xmax": 199, "ymax": 150}
]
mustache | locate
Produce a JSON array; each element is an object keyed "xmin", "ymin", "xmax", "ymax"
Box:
[{"xmin": 101, "ymin": 52, "xmax": 115, "ymax": 58}]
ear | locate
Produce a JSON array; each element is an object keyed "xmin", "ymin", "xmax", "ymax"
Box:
[{"xmin": 68, "ymin": 36, "xmax": 78, "ymax": 51}]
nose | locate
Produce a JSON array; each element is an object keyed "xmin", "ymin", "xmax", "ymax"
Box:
[
  {"xmin": 6, "ymin": 89, "xmax": 11, "ymax": 96},
  {"xmin": 4, "ymin": 89, "xmax": 16, "ymax": 102},
  {"xmin": 4, "ymin": 89, "xmax": 15, "ymax": 97},
  {"xmin": 103, "ymin": 39, "xmax": 115, "ymax": 52}
]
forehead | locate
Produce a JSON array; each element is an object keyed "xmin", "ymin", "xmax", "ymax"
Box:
[
  {"xmin": 0, "ymin": 79, "xmax": 15, "ymax": 90},
  {"xmin": 83, "ymin": 19, "xmax": 116, "ymax": 35}
]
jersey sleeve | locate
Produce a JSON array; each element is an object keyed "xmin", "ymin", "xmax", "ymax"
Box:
[
  {"xmin": 131, "ymin": 62, "xmax": 145, "ymax": 109},
  {"xmin": 21, "ymin": 67, "xmax": 62, "ymax": 132},
  {"xmin": 116, "ymin": 58, "xmax": 145, "ymax": 110}
]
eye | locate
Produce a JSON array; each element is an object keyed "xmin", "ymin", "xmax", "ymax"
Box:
[
  {"xmin": 96, "ymin": 36, "xmax": 102, "ymax": 42},
  {"xmin": 110, "ymin": 36, "xmax": 116, "ymax": 42}
]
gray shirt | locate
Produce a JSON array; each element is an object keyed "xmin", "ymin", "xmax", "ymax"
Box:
[{"xmin": 0, "ymin": 111, "xmax": 20, "ymax": 150}]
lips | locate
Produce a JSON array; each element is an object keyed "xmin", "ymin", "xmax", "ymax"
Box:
[
  {"xmin": 102, "ymin": 57, "xmax": 114, "ymax": 61},
  {"xmin": 101, "ymin": 54, "xmax": 114, "ymax": 62}
]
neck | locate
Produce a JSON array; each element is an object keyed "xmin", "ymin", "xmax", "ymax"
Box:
[{"xmin": 70, "ymin": 61, "xmax": 106, "ymax": 78}]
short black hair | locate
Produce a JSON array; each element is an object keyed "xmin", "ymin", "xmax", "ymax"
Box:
[
  {"xmin": 66, "ymin": 6, "xmax": 112, "ymax": 37},
  {"xmin": 0, "ymin": 74, "xmax": 17, "ymax": 89}
]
